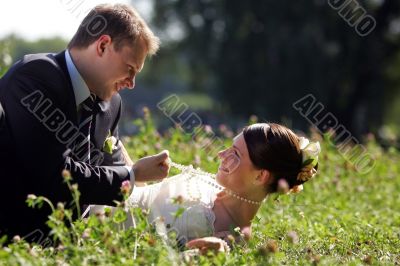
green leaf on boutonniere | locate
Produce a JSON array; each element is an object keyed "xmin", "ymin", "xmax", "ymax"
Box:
[
  {"xmin": 103, "ymin": 130, "xmax": 113, "ymax": 154},
  {"xmin": 103, "ymin": 138, "xmax": 113, "ymax": 154}
]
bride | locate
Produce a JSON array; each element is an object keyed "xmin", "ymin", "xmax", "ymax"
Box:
[{"xmin": 93, "ymin": 123, "xmax": 320, "ymax": 253}]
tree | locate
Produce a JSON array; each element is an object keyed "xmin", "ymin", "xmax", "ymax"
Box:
[{"xmin": 150, "ymin": 0, "xmax": 400, "ymax": 137}]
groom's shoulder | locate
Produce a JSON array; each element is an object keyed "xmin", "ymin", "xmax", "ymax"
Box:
[
  {"xmin": 6, "ymin": 52, "xmax": 66, "ymax": 80},
  {"xmin": 20, "ymin": 52, "xmax": 57, "ymax": 64},
  {"xmin": 16, "ymin": 52, "xmax": 62, "ymax": 72},
  {"xmin": 0, "ymin": 52, "xmax": 71, "ymax": 102}
]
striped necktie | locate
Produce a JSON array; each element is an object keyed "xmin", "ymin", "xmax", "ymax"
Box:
[{"xmin": 76, "ymin": 94, "xmax": 96, "ymax": 162}]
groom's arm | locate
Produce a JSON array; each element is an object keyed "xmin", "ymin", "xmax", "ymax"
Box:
[
  {"xmin": 1, "ymin": 57, "xmax": 169, "ymax": 205},
  {"xmin": 0, "ymin": 59, "xmax": 133, "ymax": 205},
  {"xmin": 104, "ymin": 100, "xmax": 148, "ymax": 186},
  {"xmin": 2, "ymin": 71, "xmax": 131, "ymax": 205},
  {"xmin": 0, "ymin": 101, "xmax": 4, "ymax": 128},
  {"xmin": 118, "ymin": 141, "xmax": 148, "ymax": 187}
]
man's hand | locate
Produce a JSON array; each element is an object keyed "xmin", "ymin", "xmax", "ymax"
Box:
[
  {"xmin": 186, "ymin": 237, "xmax": 230, "ymax": 254},
  {"xmin": 119, "ymin": 142, "xmax": 134, "ymax": 166},
  {"xmin": 132, "ymin": 150, "xmax": 170, "ymax": 182}
]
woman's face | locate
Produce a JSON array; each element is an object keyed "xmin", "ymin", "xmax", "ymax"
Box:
[{"xmin": 216, "ymin": 133, "xmax": 260, "ymax": 196}]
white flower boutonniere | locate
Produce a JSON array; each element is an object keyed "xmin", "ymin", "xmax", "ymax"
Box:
[{"xmin": 103, "ymin": 130, "xmax": 118, "ymax": 154}]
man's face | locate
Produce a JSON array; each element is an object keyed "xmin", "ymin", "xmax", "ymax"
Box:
[{"xmin": 94, "ymin": 37, "xmax": 147, "ymax": 101}]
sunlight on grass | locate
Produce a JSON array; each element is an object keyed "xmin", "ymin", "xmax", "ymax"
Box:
[{"xmin": 1, "ymin": 111, "xmax": 399, "ymax": 265}]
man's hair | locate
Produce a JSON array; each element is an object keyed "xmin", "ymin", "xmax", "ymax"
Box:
[{"xmin": 68, "ymin": 4, "xmax": 160, "ymax": 55}]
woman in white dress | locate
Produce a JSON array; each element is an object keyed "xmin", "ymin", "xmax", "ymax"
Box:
[{"xmin": 121, "ymin": 122, "xmax": 321, "ymax": 253}]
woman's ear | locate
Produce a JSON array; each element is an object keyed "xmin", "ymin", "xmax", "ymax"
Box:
[{"xmin": 253, "ymin": 169, "xmax": 271, "ymax": 186}]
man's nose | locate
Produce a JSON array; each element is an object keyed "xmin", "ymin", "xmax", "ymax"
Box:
[{"xmin": 125, "ymin": 76, "xmax": 136, "ymax": 89}]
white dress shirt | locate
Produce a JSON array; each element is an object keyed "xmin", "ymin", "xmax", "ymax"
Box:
[{"xmin": 64, "ymin": 50, "xmax": 132, "ymax": 176}]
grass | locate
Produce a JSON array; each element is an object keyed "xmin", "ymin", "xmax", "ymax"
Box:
[{"xmin": 0, "ymin": 110, "xmax": 399, "ymax": 265}]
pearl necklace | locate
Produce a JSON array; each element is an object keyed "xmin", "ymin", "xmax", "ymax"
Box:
[{"xmin": 169, "ymin": 161, "xmax": 263, "ymax": 206}]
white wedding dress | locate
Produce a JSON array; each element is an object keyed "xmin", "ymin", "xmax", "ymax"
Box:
[
  {"xmin": 127, "ymin": 173, "xmax": 220, "ymax": 245},
  {"xmin": 91, "ymin": 172, "xmax": 221, "ymax": 245}
]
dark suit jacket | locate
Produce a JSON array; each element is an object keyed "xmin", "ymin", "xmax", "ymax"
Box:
[{"xmin": 0, "ymin": 51, "xmax": 131, "ymax": 238}]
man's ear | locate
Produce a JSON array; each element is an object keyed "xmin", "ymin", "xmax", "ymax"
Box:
[
  {"xmin": 254, "ymin": 169, "xmax": 271, "ymax": 186},
  {"xmin": 96, "ymin": 35, "xmax": 112, "ymax": 56}
]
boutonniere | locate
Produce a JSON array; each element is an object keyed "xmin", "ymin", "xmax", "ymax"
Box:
[{"xmin": 103, "ymin": 130, "xmax": 118, "ymax": 154}]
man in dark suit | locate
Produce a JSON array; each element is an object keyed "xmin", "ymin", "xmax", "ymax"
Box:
[{"xmin": 0, "ymin": 3, "xmax": 170, "ymax": 239}]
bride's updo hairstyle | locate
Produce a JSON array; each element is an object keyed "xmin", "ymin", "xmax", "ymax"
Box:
[{"xmin": 243, "ymin": 123, "xmax": 314, "ymax": 193}]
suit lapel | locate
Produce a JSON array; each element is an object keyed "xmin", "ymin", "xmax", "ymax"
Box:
[
  {"xmin": 92, "ymin": 99, "xmax": 112, "ymax": 150},
  {"xmin": 54, "ymin": 51, "xmax": 115, "ymax": 154},
  {"xmin": 54, "ymin": 51, "xmax": 78, "ymax": 126}
]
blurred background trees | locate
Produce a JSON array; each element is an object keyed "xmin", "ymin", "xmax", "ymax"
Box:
[
  {"xmin": 149, "ymin": 0, "xmax": 400, "ymax": 139},
  {"xmin": 1, "ymin": 0, "xmax": 400, "ymax": 143}
]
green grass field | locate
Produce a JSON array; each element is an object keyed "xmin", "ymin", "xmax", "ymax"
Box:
[{"xmin": 1, "ymin": 113, "xmax": 399, "ymax": 265}]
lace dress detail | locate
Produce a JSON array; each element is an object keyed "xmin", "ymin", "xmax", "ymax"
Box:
[{"xmin": 127, "ymin": 173, "xmax": 220, "ymax": 244}]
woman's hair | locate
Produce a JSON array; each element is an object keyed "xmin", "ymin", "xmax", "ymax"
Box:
[{"xmin": 243, "ymin": 123, "xmax": 313, "ymax": 193}]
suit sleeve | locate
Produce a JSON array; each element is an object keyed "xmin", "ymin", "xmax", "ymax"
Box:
[
  {"xmin": 0, "ymin": 101, "xmax": 4, "ymax": 129},
  {"xmin": 1, "ymin": 60, "xmax": 130, "ymax": 206}
]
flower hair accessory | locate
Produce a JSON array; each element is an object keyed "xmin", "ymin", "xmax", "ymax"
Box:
[{"xmin": 297, "ymin": 137, "xmax": 321, "ymax": 182}]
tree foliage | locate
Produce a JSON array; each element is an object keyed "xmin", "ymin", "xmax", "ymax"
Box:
[{"xmin": 151, "ymin": 0, "xmax": 400, "ymax": 137}]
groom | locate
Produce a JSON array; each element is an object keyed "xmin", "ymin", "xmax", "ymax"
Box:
[{"xmin": 0, "ymin": 4, "xmax": 170, "ymax": 239}]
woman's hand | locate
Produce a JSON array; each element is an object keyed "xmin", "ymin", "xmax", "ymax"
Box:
[{"xmin": 186, "ymin": 237, "xmax": 230, "ymax": 254}]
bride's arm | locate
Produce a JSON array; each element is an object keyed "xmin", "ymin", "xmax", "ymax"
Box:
[
  {"xmin": 186, "ymin": 236, "xmax": 231, "ymax": 254},
  {"xmin": 186, "ymin": 227, "xmax": 251, "ymax": 254}
]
